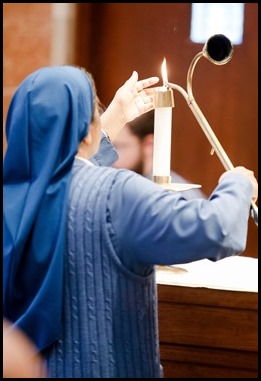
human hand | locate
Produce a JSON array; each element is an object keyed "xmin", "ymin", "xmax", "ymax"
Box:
[
  {"xmin": 219, "ymin": 166, "xmax": 258, "ymax": 203},
  {"xmin": 113, "ymin": 71, "xmax": 159, "ymax": 123},
  {"xmin": 101, "ymin": 71, "xmax": 159, "ymax": 141}
]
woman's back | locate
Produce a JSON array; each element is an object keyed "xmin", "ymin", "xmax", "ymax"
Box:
[{"xmin": 44, "ymin": 161, "xmax": 162, "ymax": 378}]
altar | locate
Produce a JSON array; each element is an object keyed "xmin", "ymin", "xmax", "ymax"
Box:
[{"xmin": 156, "ymin": 256, "xmax": 258, "ymax": 378}]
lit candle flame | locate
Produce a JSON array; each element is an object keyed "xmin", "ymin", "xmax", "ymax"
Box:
[{"xmin": 161, "ymin": 57, "xmax": 168, "ymax": 87}]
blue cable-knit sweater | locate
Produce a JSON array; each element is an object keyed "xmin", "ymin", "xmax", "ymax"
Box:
[
  {"xmin": 43, "ymin": 161, "xmax": 162, "ymax": 378},
  {"xmin": 43, "ymin": 150, "xmax": 253, "ymax": 378}
]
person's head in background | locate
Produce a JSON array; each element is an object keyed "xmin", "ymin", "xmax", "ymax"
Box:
[{"xmin": 113, "ymin": 111, "xmax": 154, "ymax": 177}]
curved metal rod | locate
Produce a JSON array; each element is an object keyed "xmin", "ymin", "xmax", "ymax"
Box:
[{"xmin": 167, "ymin": 61, "xmax": 258, "ymax": 225}]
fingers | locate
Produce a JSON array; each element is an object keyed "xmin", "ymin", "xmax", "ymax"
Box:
[
  {"xmin": 219, "ymin": 166, "xmax": 258, "ymax": 202},
  {"xmin": 142, "ymin": 94, "xmax": 154, "ymax": 104},
  {"xmin": 124, "ymin": 72, "xmax": 159, "ymax": 96},
  {"xmin": 142, "ymin": 87, "xmax": 157, "ymax": 96},
  {"xmin": 219, "ymin": 166, "xmax": 255, "ymax": 182},
  {"xmin": 136, "ymin": 76, "xmax": 159, "ymax": 92},
  {"xmin": 135, "ymin": 94, "xmax": 155, "ymax": 114},
  {"xmin": 142, "ymin": 102, "xmax": 155, "ymax": 113}
]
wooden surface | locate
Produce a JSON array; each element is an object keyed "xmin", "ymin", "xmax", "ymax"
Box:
[{"xmin": 157, "ymin": 282, "xmax": 258, "ymax": 378}]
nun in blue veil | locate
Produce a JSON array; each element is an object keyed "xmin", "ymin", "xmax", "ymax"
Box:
[
  {"xmin": 3, "ymin": 66, "xmax": 95, "ymax": 350},
  {"xmin": 3, "ymin": 66, "xmax": 159, "ymax": 353}
]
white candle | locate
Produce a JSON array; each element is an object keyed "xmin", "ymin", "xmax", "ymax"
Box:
[
  {"xmin": 152, "ymin": 58, "xmax": 174, "ymax": 182},
  {"xmin": 153, "ymin": 90, "xmax": 173, "ymax": 176}
]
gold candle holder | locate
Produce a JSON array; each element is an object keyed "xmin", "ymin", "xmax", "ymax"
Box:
[{"xmin": 154, "ymin": 87, "xmax": 174, "ymax": 108}]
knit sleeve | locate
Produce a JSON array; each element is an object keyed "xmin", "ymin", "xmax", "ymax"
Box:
[{"xmin": 107, "ymin": 170, "xmax": 253, "ymax": 266}]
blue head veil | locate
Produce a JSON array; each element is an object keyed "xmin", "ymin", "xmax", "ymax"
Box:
[{"xmin": 3, "ymin": 66, "xmax": 93, "ymax": 350}]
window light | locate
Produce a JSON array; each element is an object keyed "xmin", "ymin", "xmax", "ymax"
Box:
[{"xmin": 190, "ymin": 3, "xmax": 244, "ymax": 45}]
